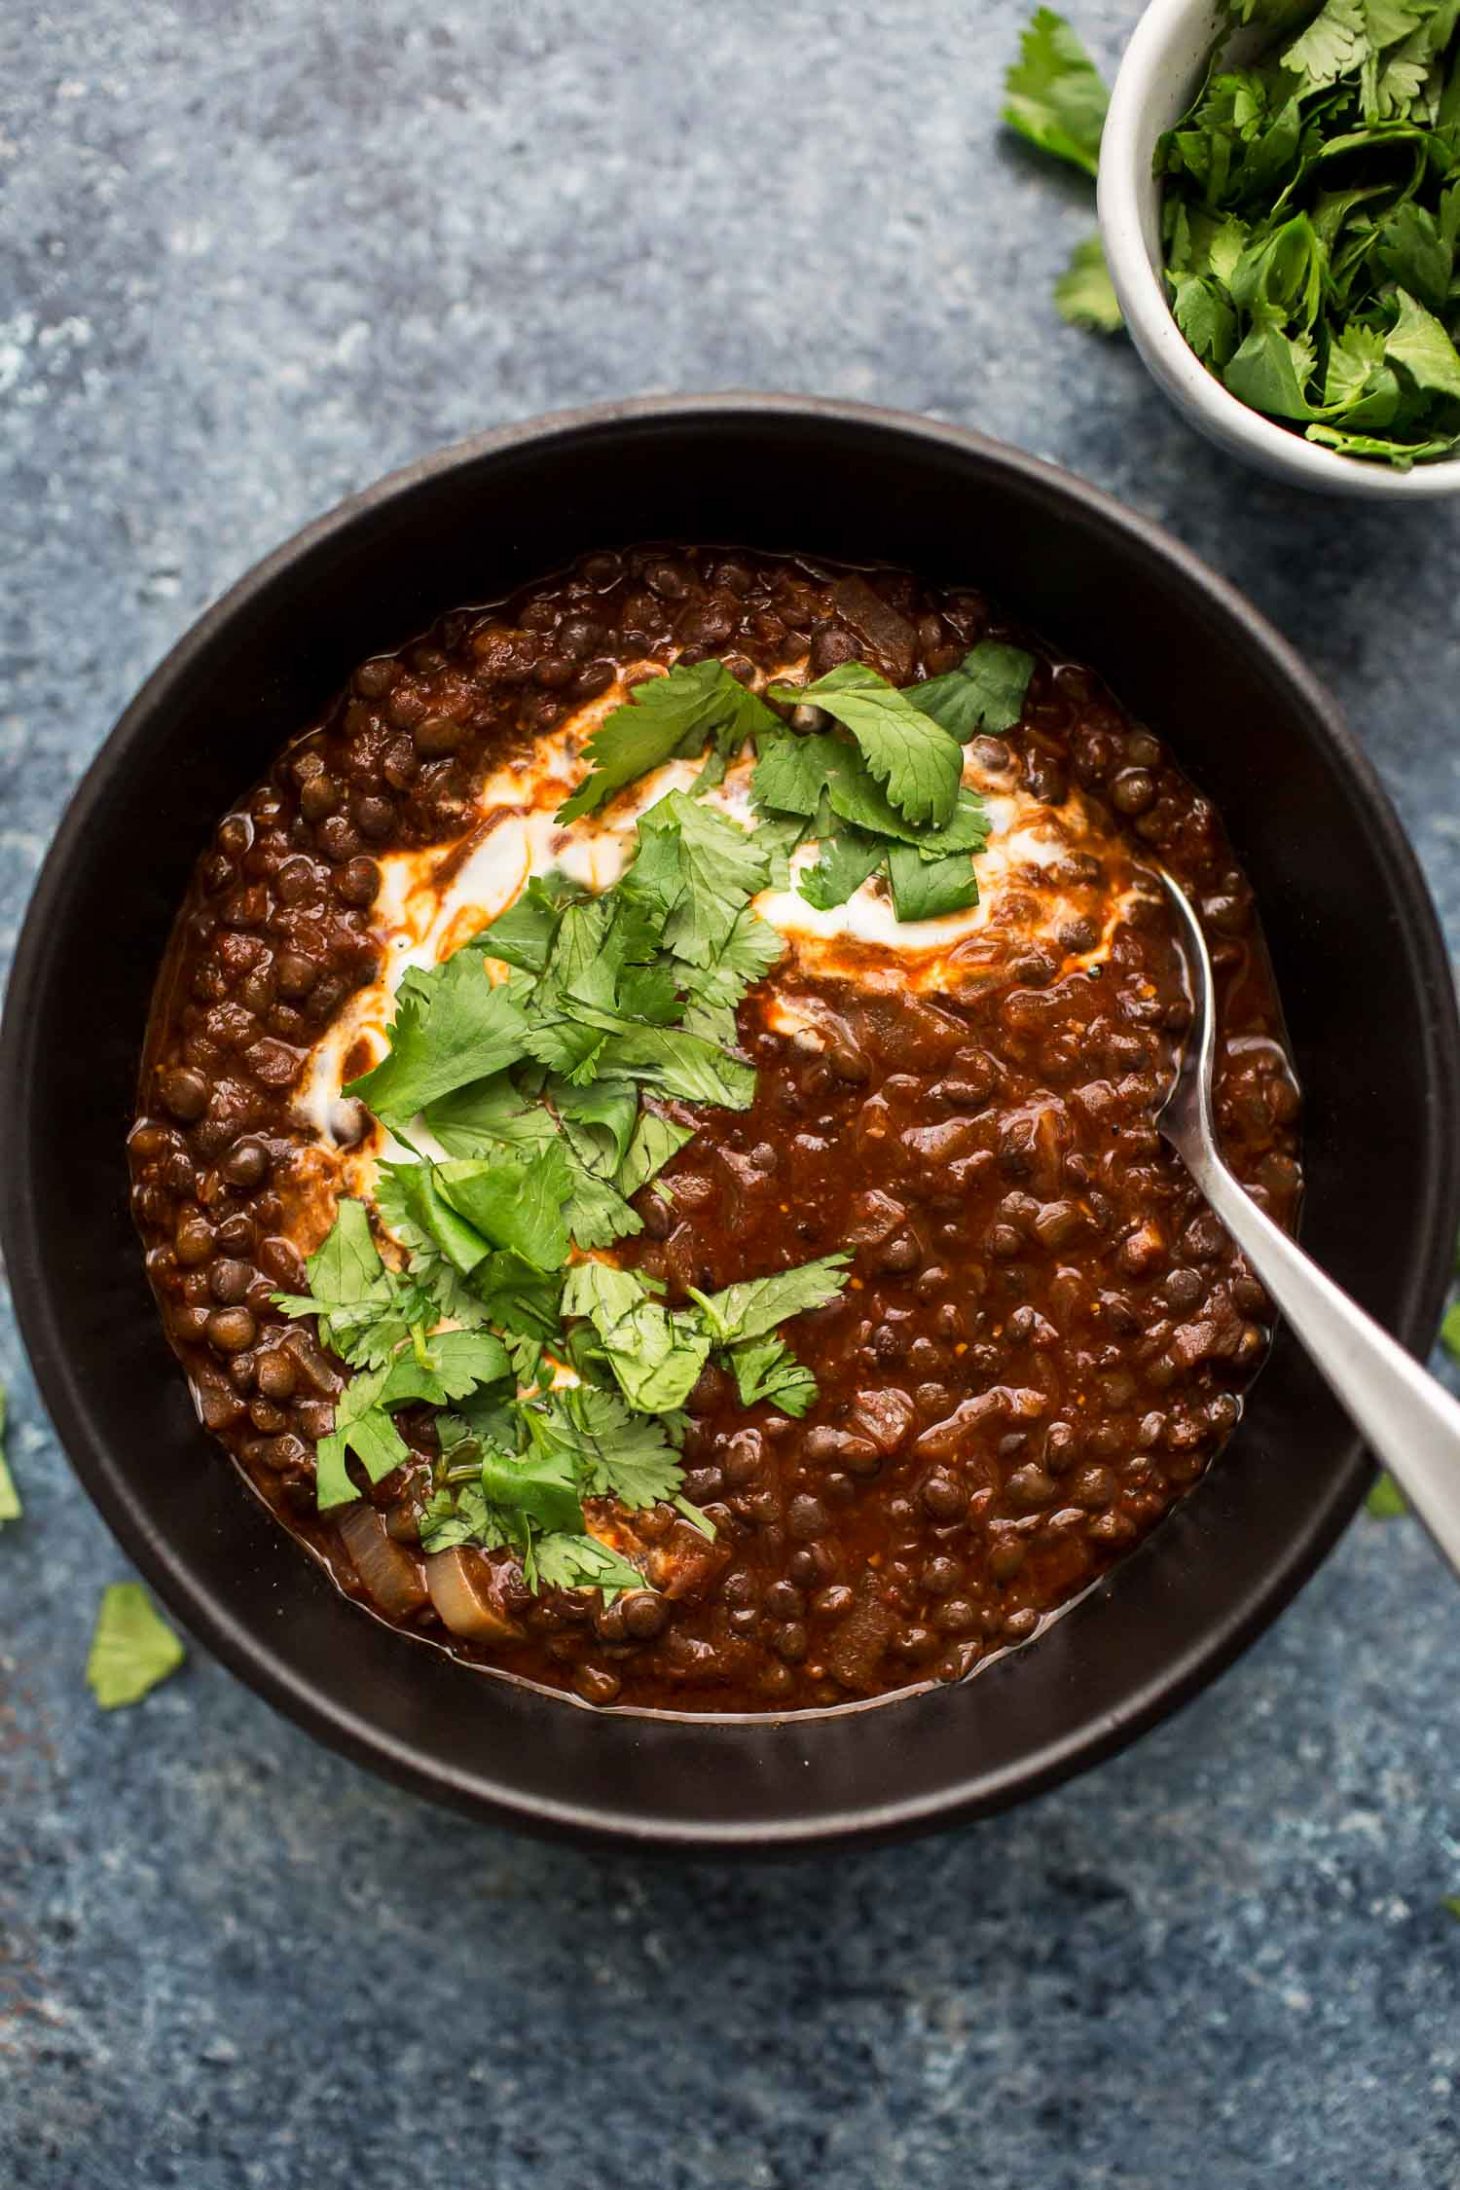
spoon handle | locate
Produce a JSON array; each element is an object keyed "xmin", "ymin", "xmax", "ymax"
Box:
[{"xmin": 1183, "ymin": 1142, "xmax": 1460, "ymax": 1572}]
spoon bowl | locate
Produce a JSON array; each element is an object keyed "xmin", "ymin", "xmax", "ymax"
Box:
[{"xmin": 1158, "ymin": 866, "xmax": 1460, "ymax": 1575}]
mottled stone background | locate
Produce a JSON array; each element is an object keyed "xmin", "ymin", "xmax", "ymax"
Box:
[{"xmin": 3, "ymin": 2, "xmax": 1459, "ymax": 2185}]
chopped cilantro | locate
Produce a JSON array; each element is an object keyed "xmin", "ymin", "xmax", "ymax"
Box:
[
  {"xmin": 275, "ymin": 647, "xmax": 987, "ymax": 1599},
  {"xmin": 723, "ymin": 1335, "xmax": 820, "ymax": 1417},
  {"xmin": 1151, "ymin": 0, "xmax": 1460, "ymax": 467},
  {"xmin": 799, "ymin": 824, "xmax": 889, "ymax": 911},
  {"xmin": 617, "ymin": 1110, "xmax": 695, "ymax": 1198},
  {"xmin": 913, "ymin": 640, "xmax": 1036, "ymax": 741},
  {"xmin": 557, "ymin": 659, "xmax": 777, "ymax": 821},
  {"xmin": 753, "ymin": 713, "xmax": 990, "ymax": 922},
  {"xmin": 770, "ymin": 664, "xmax": 964, "ymax": 827},
  {"xmin": 531, "ymin": 1532, "xmax": 646, "ymax": 1602},
  {"xmin": 886, "ymin": 842, "xmax": 982, "ymax": 922},
  {"xmin": 86, "ymin": 1582, "xmax": 185, "ymax": 1709},
  {"xmin": 689, "ymin": 1255, "xmax": 852, "ymax": 1346},
  {"xmin": 345, "ymin": 959, "xmax": 532, "ymax": 1130},
  {"xmin": 436, "ymin": 1145, "xmax": 574, "ymax": 1272}
]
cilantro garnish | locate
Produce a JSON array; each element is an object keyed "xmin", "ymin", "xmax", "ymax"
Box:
[
  {"xmin": 86, "ymin": 1582, "xmax": 186, "ymax": 1709},
  {"xmin": 1152, "ymin": 0, "xmax": 1460, "ymax": 466},
  {"xmin": 557, "ymin": 659, "xmax": 777, "ymax": 821},
  {"xmin": 769, "ymin": 663, "xmax": 964, "ymax": 827},
  {"xmin": 345, "ymin": 959, "xmax": 533, "ymax": 1132},
  {"xmin": 752, "ymin": 693, "xmax": 993, "ymax": 922},
  {"xmin": 271, "ymin": 640, "xmax": 1017, "ymax": 1595},
  {"xmin": 912, "ymin": 639, "xmax": 1035, "ymax": 740}
]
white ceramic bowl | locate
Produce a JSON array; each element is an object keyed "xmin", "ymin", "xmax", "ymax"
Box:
[{"xmin": 1097, "ymin": 0, "xmax": 1460, "ymax": 498}]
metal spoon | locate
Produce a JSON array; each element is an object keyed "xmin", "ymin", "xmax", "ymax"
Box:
[{"xmin": 1157, "ymin": 868, "xmax": 1460, "ymax": 1573}]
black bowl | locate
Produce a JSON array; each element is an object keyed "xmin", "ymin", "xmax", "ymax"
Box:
[{"xmin": 5, "ymin": 395, "xmax": 1456, "ymax": 1851}]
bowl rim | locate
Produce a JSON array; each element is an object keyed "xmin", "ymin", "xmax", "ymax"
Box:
[
  {"xmin": 1098, "ymin": 0, "xmax": 1460, "ymax": 499},
  {"xmin": 5, "ymin": 389, "xmax": 1458, "ymax": 1848}
]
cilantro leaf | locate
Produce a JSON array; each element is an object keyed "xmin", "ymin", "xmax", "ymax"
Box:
[
  {"xmin": 1170, "ymin": 271, "xmax": 1240, "ymax": 367},
  {"xmin": 481, "ymin": 1435, "xmax": 587, "ymax": 1539},
  {"xmin": 378, "ymin": 1160, "xmax": 491, "ymax": 1278},
  {"xmin": 689, "ymin": 1255, "xmax": 852, "ymax": 1346},
  {"xmin": 587, "ymin": 1016, "xmax": 757, "ymax": 1109},
  {"xmin": 770, "ymin": 665, "xmax": 964, "ymax": 827},
  {"xmin": 423, "ymin": 1072, "xmax": 561, "ymax": 1158},
  {"xmin": 886, "ymin": 842, "xmax": 981, "ymax": 922},
  {"xmin": 377, "ymin": 1328, "xmax": 511, "ymax": 1409},
  {"xmin": 799, "ymin": 825, "xmax": 888, "ymax": 911},
  {"xmin": 0, "ymin": 1385, "xmax": 18, "ymax": 1527},
  {"xmin": 617, "ymin": 1110, "xmax": 695, "ymax": 1198},
  {"xmin": 436, "ymin": 1143, "xmax": 574, "ymax": 1272},
  {"xmin": 753, "ymin": 728, "xmax": 922, "ymax": 841},
  {"xmin": 912, "ymin": 641, "xmax": 1035, "ymax": 740},
  {"xmin": 86, "ymin": 1582, "xmax": 185, "ymax": 1709},
  {"xmin": 724, "ymin": 1335, "xmax": 820, "ymax": 1416},
  {"xmin": 557, "ymin": 660, "xmax": 777, "ymax": 822},
  {"xmin": 1224, "ymin": 322, "xmax": 1318, "ymax": 420},
  {"xmin": 1282, "ymin": 0, "xmax": 1367, "ymax": 93},
  {"xmin": 553, "ymin": 1076, "xmax": 641, "ymax": 1175},
  {"xmin": 270, "ymin": 1198, "xmax": 389, "ymax": 1356},
  {"xmin": 1054, "ymin": 234, "xmax": 1124, "ymax": 332},
  {"xmin": 637, "ymin": 791, "xmax": 779, "ymax": 968},
  {"xmin": 1374, "ymin": 200, "xmax": 1454, "ymax": 311},
  {"xmin": 1386, "ymin": 286, "xmax": 1460, "ymax": 400},
  {"xmin": 271, "ymin": 1200, "xmax": 435, "ymax": 1369},
  {"xmin": 1002, "ymin": 7, "xmax": 1109, "ymax": 179},
  {"xmin": 474, "ymin": 874, "xmax": 583, "ymax": 975},
  {"xmin": 562, "ymin": 1151, "xmax": 643, "ymax": 1251},
  {"xmin": 562, "ymin": 1261, "xmax": 710, "ymax": 1412},
  {"xmin": 546, "ymin": 1383, "xmax": 686, "ymax": 1510},
  {"xmin": 346, "ymin": 957, "xmax": 532, "ymax": 1130},
  {"xmin": 314, "ymin": 1363, "xmax": 411, "ymax": 1508},
  {"xmin": 677, "ymin": 906, "xmax": 784, "ymax": 1039},
  {"xmin": 531, "ymin": 1532, "xmax": 645, "ymax": 1602},
  {"xmin": 473, "ymin": 1252, "xmax": 565, "ymax": 1341}
]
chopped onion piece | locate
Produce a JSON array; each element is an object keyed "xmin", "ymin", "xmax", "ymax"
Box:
[
  {"xmin": 425, "ymin": 1547, "xmax": 523, "ymax": 1643},
  {"xmin": 338, "ymin": 1504, "xmax": 428, "ymax": 1620}
]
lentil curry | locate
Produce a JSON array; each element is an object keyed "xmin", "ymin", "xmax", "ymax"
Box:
[{"xmin": 128, "ymin": 548, "xmax": 1301, "ymax": 1712}]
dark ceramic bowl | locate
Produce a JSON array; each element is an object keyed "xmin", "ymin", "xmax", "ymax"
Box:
[{"xmin": 5, "ymin": 395, "xmax": 1456, "ymax": 1851}]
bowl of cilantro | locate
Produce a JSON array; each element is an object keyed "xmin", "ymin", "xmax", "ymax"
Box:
[{"xmin": 1099, "ymin": 0, "xmax": 1460, "ymax": 491}]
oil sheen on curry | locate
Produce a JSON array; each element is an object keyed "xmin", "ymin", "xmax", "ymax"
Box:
[{"xmin": 129, "ymin": 548, "xmax": 1302, "ymax": 1713}]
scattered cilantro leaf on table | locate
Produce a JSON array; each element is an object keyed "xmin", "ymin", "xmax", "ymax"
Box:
[
  {"xmin": 0, "ymin": 1386, "xmax": 19, "ymax": 1526},
  {"xmin": 1002, "ymin": 11, "xmax": 1122, "ymax": 332},
  {"xmin": 1003, "ymin": 4, "xmax": 1109, "ymax": 177},
  {"xmin": 1054, "ymin": 233, "xmax": 1126, "ymax": 331},
  {"xmin": 1365, "ymin": 1471, "xmax": 1408, "ymax": 1517},
  {"xmin": 87, "ymin": 1583, "xmax": 186, "ymax": 1709}
]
